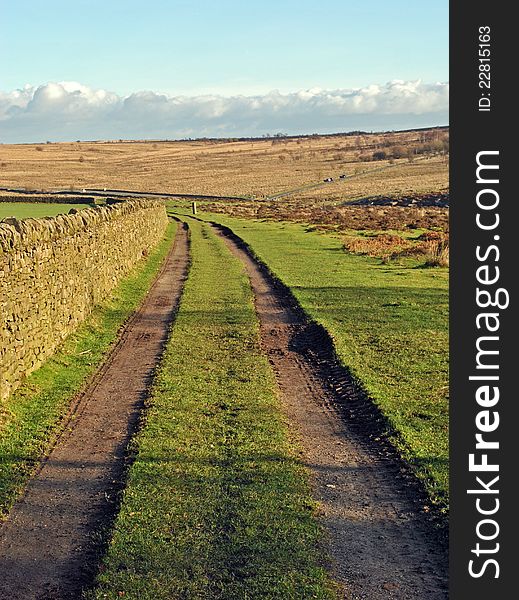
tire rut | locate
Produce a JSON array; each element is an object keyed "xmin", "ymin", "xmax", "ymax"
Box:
[
  {"xmin": 0, "ymin": 221, "xmax": 190, "ymax": 600},
  {"xmin": 211, "ymin": 222, "xmax": 448, "ymax": 600}
]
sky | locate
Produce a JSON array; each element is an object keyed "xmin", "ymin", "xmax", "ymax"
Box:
[{"xmin": 0, "ymin": 0, "xmax": 448, "ymax": 143}]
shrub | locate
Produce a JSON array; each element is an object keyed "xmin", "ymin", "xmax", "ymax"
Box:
[
  {"xmin": 423, "ymin": 239, "xmax": 449, "ymax": 267},
  {"xmin": 391, "ymin": 145, "xmax": 406, "ymax": 159},
  {"xmin": 343, "ymin": 233, "xmax": 409, "ymax": 259}
]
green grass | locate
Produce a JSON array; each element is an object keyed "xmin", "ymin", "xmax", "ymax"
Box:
[
  {"xmin": 0, "ymin": 202, "xmax": 91, "ymax": 220},
  {"xmin": 194, "ymin": 213, "xmax": 449, "ymax": 511},
  {"xmin": 0, "ymin": 222, "xmax": 176, "ymax": 519},
  {"xmin": 91, "ymin": 219, "xmax": 334, "ymax": 600}
]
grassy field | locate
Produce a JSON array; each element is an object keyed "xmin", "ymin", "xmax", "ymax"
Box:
[
  {"xmin": 0, "ymin": 202, "xmax": 90, "ymax": 220},
  {"xmin": 0, "ymin": 223, "xmax": 176, "ymax": 520},
  {"xmin": 91, "ymin": 219, "xmax": 334, "ymax": 600},
  {"xmin": 0, "ymin": 128, "xmax": 447, "ymax": 198},
  {"xmin": 193, "ymin": 213, "xmax": 449, "ymax": 510}
]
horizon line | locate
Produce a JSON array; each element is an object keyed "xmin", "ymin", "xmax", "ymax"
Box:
[{"xmin": 2, "ymin": 124, "xmax": 450, "ymax": 146}]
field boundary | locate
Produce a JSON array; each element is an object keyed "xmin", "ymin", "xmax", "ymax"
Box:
[
  {"xmin": 0, "ymin": 187, "xmax": 249, "ymax": 202},
  {"xmin": 1, "ymin": 199, "xmax": 168, "ymax": 401}
]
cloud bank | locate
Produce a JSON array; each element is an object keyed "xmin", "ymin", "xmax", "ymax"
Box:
[{"xmin": 0, "ymin": 80, "xmax": 448, "ymax": 143}]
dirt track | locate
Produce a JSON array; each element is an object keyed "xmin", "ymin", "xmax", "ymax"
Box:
[
  {"xmin": 0, "ymin": 222, "xmax": 189, "ymax": 600},
  {"xmin": 213, "ymin": 223, "xmax": 448, "ymax": 599}
]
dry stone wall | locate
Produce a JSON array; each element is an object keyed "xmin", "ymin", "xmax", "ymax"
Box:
[{"xmin": 0, "ymin": 200, "xmax": 168, "ymax": 401}]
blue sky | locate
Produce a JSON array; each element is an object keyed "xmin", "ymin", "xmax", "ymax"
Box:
[
  {"xmin": 0, "ymin": 1, "xmax": 448, "ymax": 142},
  {"xmin": 2, "ymin": 0, "xmax": 447, "ymax": 95}
]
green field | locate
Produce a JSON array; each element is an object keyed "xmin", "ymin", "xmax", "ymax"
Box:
[
  {"xmin": 192, "ymin": 212, "xmax": 449, "ymax": 510},
  {"xmin": 0, "ymin": 202, "xmax": 90, "ymax": 220},
  {"xmin": 0, "ymin": 223, "xmax": 176, "ymax": 520},
  {"xmin": 91, "ymin": 219, "xmax": 334, "ymax": 600}
]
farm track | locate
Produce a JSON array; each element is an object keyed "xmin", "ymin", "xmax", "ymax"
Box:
[
  {"xmin": 264, "ymin": 155, "xmax": 433, "ymax": 200},
  {"xmin": 211, "ymin": 222, "xmax": 448, "ymax": 600},
  {"xmin": 0, "ymin": 221, "xmax": 190, "ymax": 600},
  {"xmin": 0, "ymin": 186, "xmax": 247, "ymax": 202}
]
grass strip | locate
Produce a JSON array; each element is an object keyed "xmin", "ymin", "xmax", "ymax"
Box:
[
  {"xmin": 196, "ymin": 213, "xmax": 449, "ymax": 512},
  {"xmin": 0, "ymin": 202, "xmax": 91, "ymax": 220},
  {"xmin": 0, "ymin": 221, "xmax": 176, "ymax": 519},
  {"xmin": 91, "ymin": 219, "xmax": 334, "ymax": 600}
]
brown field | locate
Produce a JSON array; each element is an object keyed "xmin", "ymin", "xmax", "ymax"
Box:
[
  {"xmin": 0, "ymin": 128, "xmax": 448, "ymax": 198},
  {"xmin": 289, "ymin": 155, "xmax": 448, "ymax": 204},
  {"xmin": 1, "ymin": 127, "xmax": 449, "ymax": 259}
]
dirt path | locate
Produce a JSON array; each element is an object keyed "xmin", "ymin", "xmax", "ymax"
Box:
[
  {"xmin": 212, "ymin": 223, "xmax": 448, "ymax": 600},
  {"xmin": 0, "ymin": 222, "xmax": 190, "ymax": 600}
]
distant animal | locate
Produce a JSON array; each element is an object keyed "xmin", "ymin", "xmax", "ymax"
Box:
[
  {"xmin": 339, "ymin": 174, "xmax": 347, "ymax": 179},
  {"xmin": 324, "ymin": 177, "xmax": 333, "ymax": 182}
]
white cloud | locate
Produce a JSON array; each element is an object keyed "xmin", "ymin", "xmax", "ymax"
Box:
[{"xmin": 0, "ymin": 80, "xmax": 448, "ymax": 143}]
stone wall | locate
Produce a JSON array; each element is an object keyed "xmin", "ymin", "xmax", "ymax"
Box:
[{"xmin": 0, "ymin": 200, "xmax": 169, "ymax": 401}]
